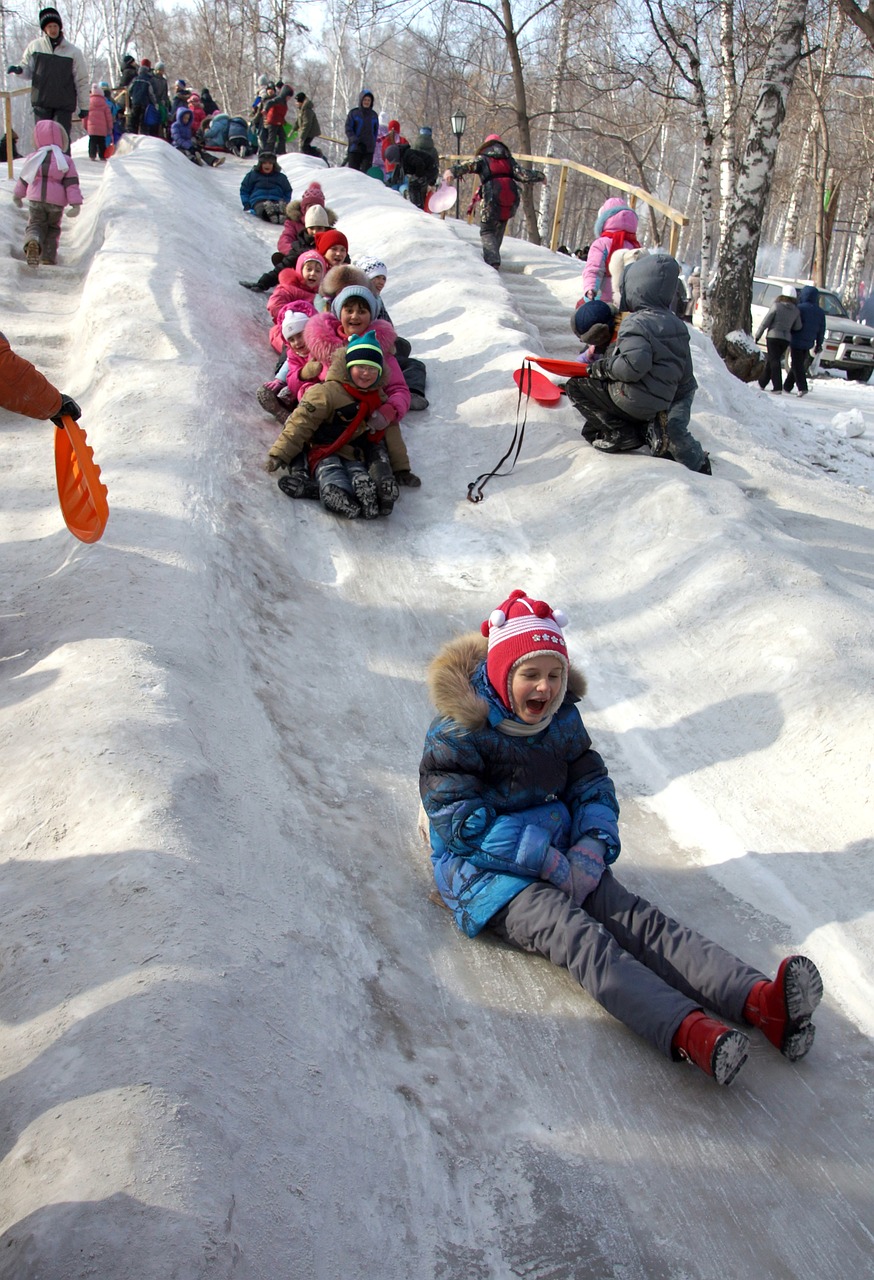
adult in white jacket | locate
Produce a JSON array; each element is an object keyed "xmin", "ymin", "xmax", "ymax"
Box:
[{"xmin": 7, "ymin": 7, "xmax": 89, "ymax": 151}]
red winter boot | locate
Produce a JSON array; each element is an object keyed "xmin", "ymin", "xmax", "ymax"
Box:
[
  {"xmin": 744, "ymin": 955, "xmax": 823, "ymax": 1061},
  {"xmin": 672, "ymin": 1011, "xmax": 749, "ymax": 1086}
]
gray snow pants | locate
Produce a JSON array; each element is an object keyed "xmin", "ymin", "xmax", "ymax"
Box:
[
  {"xmin": 24, "ymin": 201, "xmax": 63, "ymax": 263},
  {"xmin": 480, "ymin": 217, "xmax": 508, "ymax": 269},
  {"xmin": 488, "ymin": 872, "xmax": 766, "ymax": 1058}
]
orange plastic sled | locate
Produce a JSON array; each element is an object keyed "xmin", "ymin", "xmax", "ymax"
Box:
[{"xmin": 54, "ymin": 414, "xmax": 109, "ymax": 543}]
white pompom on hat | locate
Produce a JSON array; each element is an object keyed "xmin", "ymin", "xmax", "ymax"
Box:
[{"xmin": 481, "ymin": 589, "xmax": 569, "ymax": 713}]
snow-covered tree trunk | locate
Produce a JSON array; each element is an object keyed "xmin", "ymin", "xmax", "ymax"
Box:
[{"xmin": 709, "ymin": 0, "xmax": 809, "ymax": 353}]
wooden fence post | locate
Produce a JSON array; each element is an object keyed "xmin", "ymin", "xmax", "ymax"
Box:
[{"xmin": 549, "ymin": 164, "xmax": 569, "ymax": 251}]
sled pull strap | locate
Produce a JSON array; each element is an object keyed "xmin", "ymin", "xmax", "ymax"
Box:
[{"xmin": 466, "ymin": 360, "xmax": 531, "ymax": 504}]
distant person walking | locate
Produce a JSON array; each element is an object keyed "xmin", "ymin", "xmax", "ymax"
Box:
[
  {"xmin": 7, "ymin": 7, "xmax": 89, "ymax": 151},
  {"xmin": 755, "ymin": 287, "xmax": 801, "ymax": 394},
  {"xmin": 450, "ymin": 134, "xmax": 545, "ymax": 270}
]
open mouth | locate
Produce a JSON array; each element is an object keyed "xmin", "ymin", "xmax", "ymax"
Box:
[{"xmin": 524, "ymin": 698, "xmax": 548, "ymax": 717}]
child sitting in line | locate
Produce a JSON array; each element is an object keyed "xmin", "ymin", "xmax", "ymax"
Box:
[
  {"xmin": 302, "ymin": 268, "xmax": 419, "ymax": 492},
  {"xmin": 257, "ymin": 301, "xmax": 317, "ymax": 422},
  {"xmin": 355, "ymin": 253, "xmax": 429, "ymax": 411},
  {"xmin": 240, "ymin": 202, "xmax": 335, "ymax": 293},
  {"xmin": 313, "ymin": 228, "xmax": 352, "ymax": 274},
  {"xmin": 277, "ymin": 183, "xmax": 337, "ymax": 258},
  {"xmin": 267, "ymin": 250, "xmax": 327, "ymax": 323},
  {"xmin": 13, "ymin": 119, "xmax": 82, "ymax": 267},
  {"xmin": 420, "ymin": 588, "xmax": 824, "ymax": 1087},
  {"xmin": 264, "ymin": 330, "xmax": 395, "ymax": 520}
]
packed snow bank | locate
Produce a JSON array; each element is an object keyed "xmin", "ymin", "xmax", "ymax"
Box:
[{"xmin": 1, "ymin": 137, "xmax": 873, "ymax": 1279}]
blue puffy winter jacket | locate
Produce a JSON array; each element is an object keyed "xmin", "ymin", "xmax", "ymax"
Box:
[
  {"xmin": 420, "ymin": 635, "xmax": 620, "ymax": 937},
  {"xmin": 239, "ymin": 158, "xmax": 292, "ymax": 211},
  {"xmin": 791, "ymin": 285, "xmax": 827, "ymax": 352}
]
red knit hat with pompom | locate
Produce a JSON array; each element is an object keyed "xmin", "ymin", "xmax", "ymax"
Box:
[
  {"xmin": 481, "ymin": 589, "xmax": 569, "ymax": 712},
  {"xmin": 300, "ymin": 183, "xmax": 326, "ymax": 214}
]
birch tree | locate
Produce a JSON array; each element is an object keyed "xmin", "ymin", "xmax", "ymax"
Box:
[{"xmin": 707, "ymin": 0, "xmax": 809, "ymax": 352}]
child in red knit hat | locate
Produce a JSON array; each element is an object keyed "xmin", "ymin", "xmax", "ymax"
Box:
[{"xmin": 419, "ymin": 589, "xmax": 824, "ymax": 1086}]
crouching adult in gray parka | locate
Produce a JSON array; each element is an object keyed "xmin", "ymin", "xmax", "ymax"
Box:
[{"xmin": 566, "ymin": 253, "xmax": 690, "ymax": 453}]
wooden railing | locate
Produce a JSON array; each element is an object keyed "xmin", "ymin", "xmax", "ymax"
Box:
[{"xmin": 1, "ymin": 86, "xmax": 31, "ymax": 180}]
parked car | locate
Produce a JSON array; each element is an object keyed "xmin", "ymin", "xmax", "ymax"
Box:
[{"xmin": 694, "ymin": 276, "xmax": 874, "ymax": 381}]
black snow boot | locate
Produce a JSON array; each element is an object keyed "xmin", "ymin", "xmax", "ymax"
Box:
[
  {"xmin": 351, "ymin": 471, "xmax": 380, "ymax": 519},
  {"xmin": 321, "ymin": 485, "xmax": 361, "ymax": 519}
]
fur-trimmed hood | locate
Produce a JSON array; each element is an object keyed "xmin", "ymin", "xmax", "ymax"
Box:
[
  {"xmin": 303, "ymin": 312, "xmax": 397, "ymax": 366},
  {"xmin": 427, "ymin": 632, "xmax": 586, "ymax": 732}
]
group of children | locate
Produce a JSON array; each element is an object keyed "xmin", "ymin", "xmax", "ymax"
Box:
[{"xmin": 246, "ymin": 178, "xmax": 427, "ymax": 520}]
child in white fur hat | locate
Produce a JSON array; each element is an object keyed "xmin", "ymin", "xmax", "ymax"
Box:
[{"xmin": 420, "ymin": 588, "xmax": 824, "ymax": 1086}]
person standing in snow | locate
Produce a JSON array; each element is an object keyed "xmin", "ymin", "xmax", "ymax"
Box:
[
  {"xmin": 450, "ymin": 134, "xmax": 545, "ymax": 270},
  {"xmin": 399, "ymin": 127, "xmax": 440, "ymax": 209},
  {"xmin": 7, "ymin": 7, "xmax": 89, "ymax": 152},
  {"xmin": 420, "ymin": 587, "xmax": 824, "ymax": 1086},
  {"xmin": 13, "ymin": 117, "xmax": 82, "ymax": 267},
  {"xmin": 85, "ymin": 82, "xmax": 113, "ymax": 161},
  {"xmin": 344, "ymin": 90, "xmax": 379, "ymax": 171},
  {"xmin": 783, "ymin": 285, "xmax": 826, "ymax": 397},
  {"xmin": 0, "ymin": 330, "xmax": 80, "ymax": 424},
  {"xmin": 294, "ymin": 91, "xmax": 325, "ymax": 161},
  {"xmin": 755, "ymin": 287, "xmax": 802, "ymax": 394}
]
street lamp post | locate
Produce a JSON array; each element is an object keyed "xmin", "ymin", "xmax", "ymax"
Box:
[{"xmin": 450, "ymin": 111, "xmax": 467, "ymax": 220}]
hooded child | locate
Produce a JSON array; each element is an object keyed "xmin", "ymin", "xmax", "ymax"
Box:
[
  {"xmin": 85, "ymin": 81, "xmax": 113, "ymax": 160},
  {"xmin": 13, "ymin": 117, "xmax": 82, "ymax": 266},
  {"xmin": 578, "ymin": 197, "xmax": 641, "ymax": 305},
  {"xmin": 420, "ymin": 588, "xmax": 824, "ymax": 1087},
  {"xmin": 239, "ymin": 150, "xmax": 291, "ymax": 219},
  {"xmin": 344, "ymin": 89, "xmax": 379, "ymax": 170}
]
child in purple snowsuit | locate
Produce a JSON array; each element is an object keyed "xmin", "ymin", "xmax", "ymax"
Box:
[
  {"xmin": 13, "ymin": 117, "xmax": 82, "ymax": 266},
  {"xmin": 420, "ymin": 588, "xmax": 824, "ymax": 1087}
]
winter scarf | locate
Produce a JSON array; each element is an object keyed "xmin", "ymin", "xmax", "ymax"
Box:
[
  {"xmin": 20, "ymin": 142, "xmax": 68, "ymax": 184},
  {"xmin": 307, "ymin": 383, "xmax": 383, "ymax": 469}
]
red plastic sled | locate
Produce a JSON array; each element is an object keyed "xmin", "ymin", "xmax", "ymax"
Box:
[
  {"xmin": 513, "ymin": 366, "xmax": 563, "ymax": 404},
  {"xmin": 525, "ymin": 355, "xmax": 591, "ymax": 378},
  {"xmin": 54, "ymin": 414, "xmax": 109, "ymax": 543}
]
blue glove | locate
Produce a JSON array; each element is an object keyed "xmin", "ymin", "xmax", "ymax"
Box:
[{"xmin": 7, "ymin": 65, "xmax": 23, "ymax": 75}]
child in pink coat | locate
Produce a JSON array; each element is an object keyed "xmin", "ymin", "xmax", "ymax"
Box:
[
  {"xmin": 578, "ymin": 197, "xmax": 640, "ymax": 306},
  {"xmin": 86, "ymin": 82, "xmax": 114, "ymax": 161},
  {"xmin": 13, "ymin": 119, "xmax": 83, "ymax": 266},
  {"xmin": 266, "ymin": 249, "xmax": 326, "ymax": 318}
]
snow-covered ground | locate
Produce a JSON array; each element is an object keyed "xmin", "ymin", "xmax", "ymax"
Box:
[{"xmin": 1, "ymin": 136, "xmax": 872, "ymax": 1280}]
